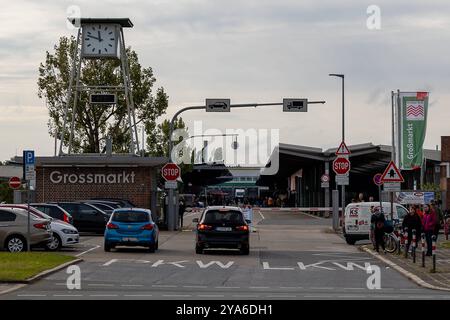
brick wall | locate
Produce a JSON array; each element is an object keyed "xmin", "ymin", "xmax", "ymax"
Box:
[{"xmin": 35, "ymin": 166, "xmax": 154, "ymax": 208}]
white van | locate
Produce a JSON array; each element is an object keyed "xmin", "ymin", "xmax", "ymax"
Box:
[{"xmin": 343, "ymin": 201, "xmax": 409, "ymax": 245}]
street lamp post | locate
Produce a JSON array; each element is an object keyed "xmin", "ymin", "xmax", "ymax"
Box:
[{"xmin": 329, "ymin": 74, "xmax": 346, "ymax": 214}]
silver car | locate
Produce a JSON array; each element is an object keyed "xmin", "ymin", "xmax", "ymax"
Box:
[{"xmin": 0, "ymin": 208, "xmax": 52, "ymax": 252}]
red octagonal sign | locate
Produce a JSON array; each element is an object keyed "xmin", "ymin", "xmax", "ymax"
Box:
[
  {"xmin": 333, "ymin": 157, "xmax": 350, "ymax": 175},
  {"xmin": 162, "ymin": 163, "xmax": 181, "ymax": 181},
  {"xmin": 9, "ymin": 176, "xmax": 21, "ymax": 189}
]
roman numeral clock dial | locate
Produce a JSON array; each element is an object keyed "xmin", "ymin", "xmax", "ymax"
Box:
[{"xmin": 82, "ymin": 24, "xmax": 118, "ymax": 58}]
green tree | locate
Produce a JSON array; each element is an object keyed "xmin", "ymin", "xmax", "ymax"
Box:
[
  {"xmin": 147, "ymin": 118, "xmax": 187, "ymax": 157},
  {"xmin": 38, "ymin": 36, "xmax": 168, "ymax": 153}
]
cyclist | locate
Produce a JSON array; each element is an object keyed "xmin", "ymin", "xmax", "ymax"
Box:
[{"xmin": 402, "ymin": 205, "xmax": 422, "ymax": 253}]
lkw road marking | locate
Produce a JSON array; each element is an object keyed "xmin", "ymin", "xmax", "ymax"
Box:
[{"xmin": 101, "ymin": 259, "xmax": 374, "ymax": 271}]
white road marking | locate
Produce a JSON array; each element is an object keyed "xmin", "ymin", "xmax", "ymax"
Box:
[
  {"xmin": 310, "ymin": 287, "xmax": 335, "ymax": 290},
  {"xmin": 259, "ymin": 211, "xmax": 265, "ymax": 220},
  {"xmin": 279, "ymin": 287, "xmax": 297, "ymax": 289},
  {"xmin": 76, "ymin": 245, "xmax": 100, "ymax": 257},
  {"xmin": 88, "ymin": 284, "xmax": 114, "ymax": 287},
  {"xmin": 90, "ymin": 294, "xmax": 118, "ymax": 297},
  {"xmin": 183, "ymin": 285, "xmax": 207, "ymax": 289},
  {"xmin": 152, "ymin": 284, "xmax": 177, "ymax": 288},
  {"xmin": 267, "ymin": 295, "xmax": 296, "ymax": 298},
  {"xmin": 399, "ymin": 288, "xmax": 421, "ymax": 291},
  {"xmin": 53, "ymin": 294, "xmax": 84, "ymax": 297},
  {"xmin": 249, "ymin": 286, "xmax": 269, "ymax": 289},
  {"xmin": 198, "ymin": 294, "xmax": 224, "ymax": 297},
  {"xmin": 124, "ymin": 294, "xmax": 153, "ymax": 297},
  {"xmin": 102, "ymin": 259, "xmax": 118, "ymax": 266},
  {"xmin": 215, "ymin": 286, "xmax": 240, "ymax": 289},
  {"xmin": 343, "ymin": 288, "xmax": 366, "ymax": 290},
  {"xmin": 408, "ymin": 295, "xmax": 434, "ymax": 299},
  {"xmin": 121, "ymin": 284, "xmax": 144, "ymax": 287},
  {"xmin": 163, "ymin": 294, "xmax": 192, "ymax": 297},
  {"xmin": 304, "ymin": 295, "xmax": 332, "ymax": 298},
  {"xmin": 233, "ymin": 295, "xmax": 259, "ymax": 298},
  {"xmin": 18, "ymin": 294, "xmax": 47, "ymax": 297}
]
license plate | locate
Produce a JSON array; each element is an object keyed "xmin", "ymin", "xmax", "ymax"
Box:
[
  {"xmin": 122, "ymin": 237, "xmax": 138, "ymax": 242},
  {"xmin": 216, "ymin": 227, "xmax": 232, "ymax": 232}
]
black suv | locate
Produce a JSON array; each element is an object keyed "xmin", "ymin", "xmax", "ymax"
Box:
[
  {"xmin": 194, "ymin": 206, "xmax": 250, "ymax": 255},
  {"xmin": 52, "ymin": 202, "xmax": 110, "ymax": 233},
  {"xmin": 30, "ymin": 203, "xmax": 74, "ymax": 225}
]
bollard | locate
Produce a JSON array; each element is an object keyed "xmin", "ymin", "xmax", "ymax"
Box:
[
  {"xmin": 421, "ymin": 233, "xmax": 426, "ymax": 268},
  {"xmin": 404, "ymin": 227, "xmax": 409, "ymax": 258},
  {"xmin": 412, "ymin": 229, "xmax": 416, "ymax": 263},
  {"xmin": 397, "ymin": 227, "xmax": 403, "ymax": 255},
  {"xmin": 432, "ymin": 235, "xmax": 436, "ymax": 273}
]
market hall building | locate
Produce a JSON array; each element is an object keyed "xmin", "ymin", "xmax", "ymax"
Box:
[
  {"xmin": 256, "ymin": 142, "xmax": 442, "ymax": 209},
  {"xmin": 12, "ymin": 154, "xmax": 167, "ymax": 216}
]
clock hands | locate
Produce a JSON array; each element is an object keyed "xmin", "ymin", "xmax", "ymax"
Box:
[
  {"xmin": 86, "ymin": 31, "xmax": 103, "ymax": 42},
  {"xmin": 87, "ymin": 34, "xmax": 100, "ymax": 41}
]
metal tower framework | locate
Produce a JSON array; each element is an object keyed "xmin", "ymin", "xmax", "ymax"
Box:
[{"xmin": 59, "ymin": 18, "xmax": 140, "ymax": 156}]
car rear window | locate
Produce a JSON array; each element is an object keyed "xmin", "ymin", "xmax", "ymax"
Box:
[
  {"xmin": 203, "ymin": 210, "xmax": 244, "ymax": 224},
  {"xmin": 112, "ymin": 211, "xmax": 149, "ymax": 223}
]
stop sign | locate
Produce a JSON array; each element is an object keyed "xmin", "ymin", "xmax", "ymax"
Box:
[
  {"xmin": 162, "ymin": 163, "xmax": 181, "ymax": 181},
  {"xmin": 333, "ymin": 157, "xmax": 350, "ymax": 175},
  {"xmin": 9, "ymin": 176, "xmax": 21, "ymax": 189}
]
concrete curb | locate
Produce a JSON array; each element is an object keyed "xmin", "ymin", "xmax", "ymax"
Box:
[
  {"xmin": 0, "ymin": 258, "xmax": 83, "ymax": 295},
  {"xmin": 359, "ymin": 246, "xmax": 450, "ymax": 292}
]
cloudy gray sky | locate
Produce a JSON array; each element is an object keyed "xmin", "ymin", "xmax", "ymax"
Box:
[{"xmin": 1, "ymin": 0, "xmax": 449, "ymax": 163}]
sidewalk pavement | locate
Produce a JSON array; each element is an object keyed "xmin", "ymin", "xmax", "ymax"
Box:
[{"xmin": 361, "ymin": 238, "xmax": 450, "ymax": 290}]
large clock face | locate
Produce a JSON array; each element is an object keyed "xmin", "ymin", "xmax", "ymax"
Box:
[{"xmin": 82, "ymin": 24, "xmax": 118, "ymax": 57}]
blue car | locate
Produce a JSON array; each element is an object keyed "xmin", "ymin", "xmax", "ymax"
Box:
[{"xmin": 104, "ymin": 208, "xmax": 159, "ymax": 252}]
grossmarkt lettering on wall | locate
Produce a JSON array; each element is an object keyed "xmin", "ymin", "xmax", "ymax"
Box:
[
  {"xmin": 398, "ymin": 91, "xmax": 429, "ymax": 170},
  {"xmin": 49, "ymin": 170, "xmax": 136, "ymax": 184}
]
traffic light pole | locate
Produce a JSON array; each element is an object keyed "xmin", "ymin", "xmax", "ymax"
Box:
[{"xmin": 166, "ymin": 100, "xmax": 326, "ymax": 231}]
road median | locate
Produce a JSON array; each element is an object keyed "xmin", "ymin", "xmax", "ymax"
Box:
[{"xmin": 0, "ymin": 252, "xmax": 82, "ymax": 284}]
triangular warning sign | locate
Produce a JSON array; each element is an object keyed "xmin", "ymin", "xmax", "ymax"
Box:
[
  {"xmin": 380, "ymin": 161, "xmax": 404, "ymax": 183},
  {"xmin": 335, "ymin": 141, "xmax": 351, "ymax": 155}
]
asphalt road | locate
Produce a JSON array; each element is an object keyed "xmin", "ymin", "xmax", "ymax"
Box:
[{"xmin": 3, "ymin": 209, "xmax": 450, "ymax": 300}]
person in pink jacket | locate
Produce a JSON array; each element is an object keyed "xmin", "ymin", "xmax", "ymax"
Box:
[{"xmin": 422, "ymin": 204, "xmax": 437, "ymax": 256}]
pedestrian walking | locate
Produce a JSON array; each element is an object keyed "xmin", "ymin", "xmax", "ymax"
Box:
[
  {"xmin": 422, "ymin": 204, "xmax": 437, "ymax": 256},
  {"xmin": 430, "ymin": 200, "xmax": 443, "ymax": 241},
  {"xmin": 371, "ymin": 207, "xmax": 386, "ymax": 253},
  {"xmin": 402, "ymin": 205, "xmax": 422, "ymax": 253},
  {"xmin": 178, "ymin": 199, "xmax": 186, "ymax": 230}
]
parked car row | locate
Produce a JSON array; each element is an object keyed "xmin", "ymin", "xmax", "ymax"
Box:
[{"xmin": 0, "ymin": 198, "xmax": 135, "ymax": 252}]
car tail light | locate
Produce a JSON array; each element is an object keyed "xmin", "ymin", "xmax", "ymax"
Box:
[
  {"xmin": 107, "ymin": 222, "xmax": 119, "ymax": 229},
  {"xmin": 63, "ymin": 214, "xmax": 70, "ymax": 224},
  {"xmin": 141, "ymin": 224, "xmax": 154, "ymax": 230},
  {"xmin": 33, "ymin": 223, "xmax": 47, "ymax": 230},
  {"xmin": 198, "ymin": 224, "xmax": 213, "ymax": 231},
  {"xmin": 236, "ymin": 225, "xmax": 249, "ymax": 231}
]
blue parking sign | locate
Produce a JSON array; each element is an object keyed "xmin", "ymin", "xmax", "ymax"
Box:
[{"xmin": 23, "ymin": 150, "xmax": 35, "ymax": 165}]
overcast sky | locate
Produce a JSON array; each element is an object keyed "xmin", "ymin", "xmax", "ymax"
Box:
[{"xmin": 1, "ymin": 0, "xmax": 449, "ymax": 164}]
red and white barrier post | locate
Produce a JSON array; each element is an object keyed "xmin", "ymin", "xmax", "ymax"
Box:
[
  {"xmin": 412, "ymin": 229, "xmax": 416, "ymax": 263},
  {"xmin": 432, "ymin": 235, "xmax": 437, "ymax": 273},
  {"xmin": 421, "ymin": 233, "xmax": 426, "ymax": 268},
  {"xmin": 404, "ymin": 227, "xmax": 409, "ymax": 258}
]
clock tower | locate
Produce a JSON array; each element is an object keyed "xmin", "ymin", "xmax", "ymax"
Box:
[{"xmin": 59, "ymin": 18, "xmax": 141, "ymax": 156}]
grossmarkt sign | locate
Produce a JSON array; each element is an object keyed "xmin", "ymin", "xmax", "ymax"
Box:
[{"xmin": 398, "ymin": 92, "xmax": 429, "ymax": 170}]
